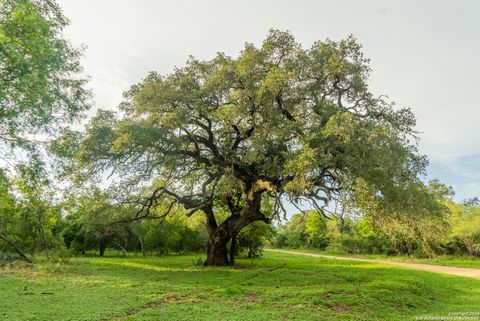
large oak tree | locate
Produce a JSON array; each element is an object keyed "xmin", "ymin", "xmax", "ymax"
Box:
[{"xmin": 77, "ymin": 30, "xmax": 428, "ymax": 266}]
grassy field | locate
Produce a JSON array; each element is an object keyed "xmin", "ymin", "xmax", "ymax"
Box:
[
  {"xmin": 1, "ymin": 252, "xmax": 480, "ymax": 321},
  {"xmin": 280, "ymin": 247, "xmax": 480, "ymax": 269}
]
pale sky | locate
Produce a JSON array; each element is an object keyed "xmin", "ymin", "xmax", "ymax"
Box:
[{"xmin": 58, "ymin": 0, "xmax": 480, "ymax": 201}]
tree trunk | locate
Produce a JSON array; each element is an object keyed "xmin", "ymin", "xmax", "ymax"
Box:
[
  {"xmin": 138, "ymin": 234, "xmax": 145, "ymax": 257},
  {"xmin": 229, "ymin": 233, "xmax": 237, "ymax": 265},
  {"xmin": 204, "ymin": 216, "xmax": 257, "ymax": 266},
  {"xmin": 406, "ymin": 241, "xmax": 413, "ymax": 256},
  {"xmin": 201, "ymin": 181, "xmax": 270, "ymax": 266},
  {"xmin": 99, "ymin": 243, "xmax": 106, "ymax": 257},
  {"xmin": 204, "ymin": 234, "xmax": 229, "ymax": 266},
  {"xmin": 113, "ymin": 240, "xmax": 128, "ymax": 256}
]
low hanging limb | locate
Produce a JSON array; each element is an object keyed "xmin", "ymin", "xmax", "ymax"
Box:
[
  {"xmin": 108, "ymin": 182, "xmax": 216, "ymax": 228},
  {"xmin": 0, "ymin": 233, "xmax": 33, "ymax": 263}
]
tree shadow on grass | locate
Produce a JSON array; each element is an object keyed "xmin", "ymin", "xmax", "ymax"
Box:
[{"xmin": 4, "ymin": 254, "xmax": 479, "ymax": 321}]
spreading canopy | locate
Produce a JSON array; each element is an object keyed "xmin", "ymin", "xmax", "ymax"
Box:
[{"xmin": 78, "ymin": 30, "xmax": 424, "ymax": 221}]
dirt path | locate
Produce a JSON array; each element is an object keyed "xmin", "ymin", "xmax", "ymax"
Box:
[{"xmin": 266, "ymin": 249, "xmax": 480, "ymax": 280}]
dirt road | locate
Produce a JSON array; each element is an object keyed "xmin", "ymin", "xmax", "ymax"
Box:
[{"xmin": 266, "ymin": 249, "xmax": 480, "ymax": 280}]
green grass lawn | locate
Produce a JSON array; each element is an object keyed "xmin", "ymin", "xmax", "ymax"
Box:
[
  {"xmin": 1, "ymin": 251, "xmax": 480, "ymax": 321},
  {"xmin": 280, "ymin": 247, "xmax": 480, "ymax": 269}
]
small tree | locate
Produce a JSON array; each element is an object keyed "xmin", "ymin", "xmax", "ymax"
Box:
[
  {"xmin": 0, "ymin": 166, "xmax": 62, "ymax": 262},
  {"xmin": 305, "ymin": 210, "xmax": 329, "ymax": 249},
  {"xmin": 62, "ymin": 189, "xmax": 132, "ymax": 256},
  {"xmin": 235, "ymin": 221, "xmax": 273, "ymax": 259},
  {"xmin": 75, "ymin": 30, "xmax": 430, "ymax": 266},
  {"xmin": 0, "ymin": 0, "xmax": 89, "ymax": 159},
  {"xmin": 448, "ymin": 200, "xmax": 480, "ymax": 256},
  {"xmin": 0, "ymin": 0, "xmax": 88, "ymax": 262},
  {"xmin": 0, "ymin": 170, "xmax": 28, "ymax": 261}
]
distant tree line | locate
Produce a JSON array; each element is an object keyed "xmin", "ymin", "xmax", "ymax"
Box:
[
  {"xmin": 0, "ymin": 173, "xmax": 272, "ymax": 262},
  {"xmin": 1, "ymin": 169, "xmax": 479, "ymax": 262}
]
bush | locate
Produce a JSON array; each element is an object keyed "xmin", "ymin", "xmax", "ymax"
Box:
[{"xmin": 236, "ymin": 221, "xmax": 273, "ymax": 258}]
